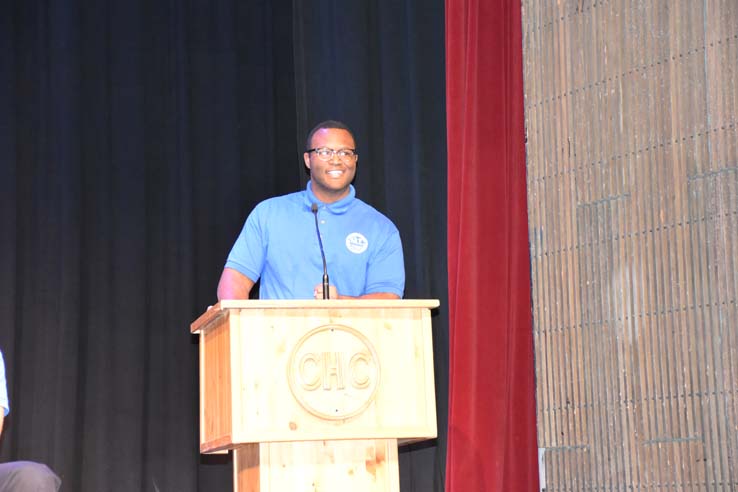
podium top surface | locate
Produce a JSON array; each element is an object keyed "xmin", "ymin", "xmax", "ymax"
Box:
[{"xmin": 191, "ymin": 299, "xmax": 440, "ymax": 333}]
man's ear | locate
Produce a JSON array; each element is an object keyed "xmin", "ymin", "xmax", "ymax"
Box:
[{"xmin": 303, "ymin": 152, "xmax": 311, "ymax": 170}]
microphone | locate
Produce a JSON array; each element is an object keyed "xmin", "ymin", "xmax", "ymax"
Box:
[{"xmin": 311, "ymin": 203, "xmax": 330, "ymax": 299}]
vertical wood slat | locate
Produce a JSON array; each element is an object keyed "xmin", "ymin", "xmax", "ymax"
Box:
[{"xmin": 522, "ymin": 0, "xmax": 738, "ymax": 489}]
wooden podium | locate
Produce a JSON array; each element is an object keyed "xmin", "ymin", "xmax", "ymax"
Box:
[{"xmin": 190, "ymin": 299, "xmax": 439, "ymax": 492}]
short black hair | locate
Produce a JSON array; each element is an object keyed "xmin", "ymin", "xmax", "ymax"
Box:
[{"xmin": 305, "ymin": 120, "xmax": 356, "ymax": 149}]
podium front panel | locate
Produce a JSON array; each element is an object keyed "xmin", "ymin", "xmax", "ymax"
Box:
[{"xmin": 194, "ymin": 301, "xmax": 437, "ymax": 452}]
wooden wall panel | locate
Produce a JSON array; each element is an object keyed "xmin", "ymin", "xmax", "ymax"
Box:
[{"xmin": 522, "ymin": 1, "xmax": 738, "ymax": 489}]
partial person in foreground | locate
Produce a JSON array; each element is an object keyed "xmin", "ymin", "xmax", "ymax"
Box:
[
  {"xmin": 218, "ymin": 119, "xmax": 405, "ymax": 300},
  {"xmin": 0, "ymin": 351, "xmax": 61, "ymax": 492}
]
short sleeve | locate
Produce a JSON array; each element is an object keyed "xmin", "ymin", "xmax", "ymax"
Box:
[
  {"xmin": 0, "ymin": 351, "xmax": 9, "ymax": 416},
  {"xmin": 364, "ymin": 228, "xmax": 405, "ymax": 296},
  {"xmin": 224, "ymin": 205, "xmax": 267, "ymax": 283}
]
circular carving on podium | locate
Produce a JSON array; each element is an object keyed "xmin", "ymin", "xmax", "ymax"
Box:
[{"xmin": 287, "ymin": 324, "xmax": 380, "ymax": 420}]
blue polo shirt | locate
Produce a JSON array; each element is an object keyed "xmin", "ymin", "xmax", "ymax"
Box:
[{"xmin": 225, "ymin": 182, "xmax": 405, "ymax": 299}]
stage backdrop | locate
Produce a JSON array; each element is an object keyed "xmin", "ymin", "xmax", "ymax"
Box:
[
  {"xmin": 523, "ymin": 1, "xmax": 738, "ymax": 489},
  {"xmin": 0, "ymin": 1, "xmax": 447, "ymax": 491}
]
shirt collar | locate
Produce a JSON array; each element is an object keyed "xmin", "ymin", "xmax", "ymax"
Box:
[{"xmin": 304, "ymin": 180, "xmax": 355, "ymax": 215}]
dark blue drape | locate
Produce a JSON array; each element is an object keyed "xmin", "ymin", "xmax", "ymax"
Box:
[{"xmin": 0, "ymin": 1, "xmax": 447, "ymax": 490}]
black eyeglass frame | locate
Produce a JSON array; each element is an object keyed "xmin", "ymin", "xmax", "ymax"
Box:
[{"xmin": 306, "ymin": 147, "xmax": 359, "ymax": 160}]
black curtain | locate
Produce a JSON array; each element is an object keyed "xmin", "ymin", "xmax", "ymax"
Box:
[{"xmin": 0, "ymin": 1, "xmax": 447, "ymax": 491}]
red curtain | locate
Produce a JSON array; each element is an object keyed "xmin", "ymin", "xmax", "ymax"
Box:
[{"xmin": 445, "ymin": 0, "xmax": 539, "ymax": 490}]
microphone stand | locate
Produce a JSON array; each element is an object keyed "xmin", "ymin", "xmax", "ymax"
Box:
[{"xmin": 311, "ymin": 203, "xmax": 330, "ymax": 299}]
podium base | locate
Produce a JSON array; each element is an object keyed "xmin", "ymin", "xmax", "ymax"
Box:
[{"xmin": 234, "ymin": 438, "xmax": 399, "ymax": 492}]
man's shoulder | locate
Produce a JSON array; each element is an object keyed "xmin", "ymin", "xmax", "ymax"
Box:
[
  {"xmin": 349, "ymin": 198, "xmax": 399, "ymax": 231},
  {"xmin": 253, "ymin": 190, "xmax": 306, "ymax": 213}
]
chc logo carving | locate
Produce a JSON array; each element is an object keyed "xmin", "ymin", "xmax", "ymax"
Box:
[{"xmin": 287, "ymin": 324, "xmax": 380, "ymax": 420}]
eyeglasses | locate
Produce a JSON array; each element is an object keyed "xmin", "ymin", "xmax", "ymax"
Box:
[{"xmin": 306, "ymin": 147, "xmax": 358, "ymax": 161}]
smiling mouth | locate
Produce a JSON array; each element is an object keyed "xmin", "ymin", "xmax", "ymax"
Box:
[{"xmin": 327, "ymin": 170, "xmax": 344, "ymax": 177}]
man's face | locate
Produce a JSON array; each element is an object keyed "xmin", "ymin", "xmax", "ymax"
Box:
[{"xmin": 303, "ymin": 128, "xmax": 358, "ymax": 203}]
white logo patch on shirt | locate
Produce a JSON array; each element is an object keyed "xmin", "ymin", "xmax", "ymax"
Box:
[{"xmin": 345, "ymin": 232, "xmax": 368, "ymax": 254}]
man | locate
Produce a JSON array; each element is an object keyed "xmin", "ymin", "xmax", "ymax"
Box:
[
  {"xmin": 217, "ymin": 120, "xmax": 404, "ymax": 300},
  {"xmin": 0, "ymin": 351, "xmax": 61, "ymax": 491}
]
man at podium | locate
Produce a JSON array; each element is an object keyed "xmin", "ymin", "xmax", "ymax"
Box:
[{"xmin": 217, "ymin": 120, "xmax": 405, "ymax": 301}]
